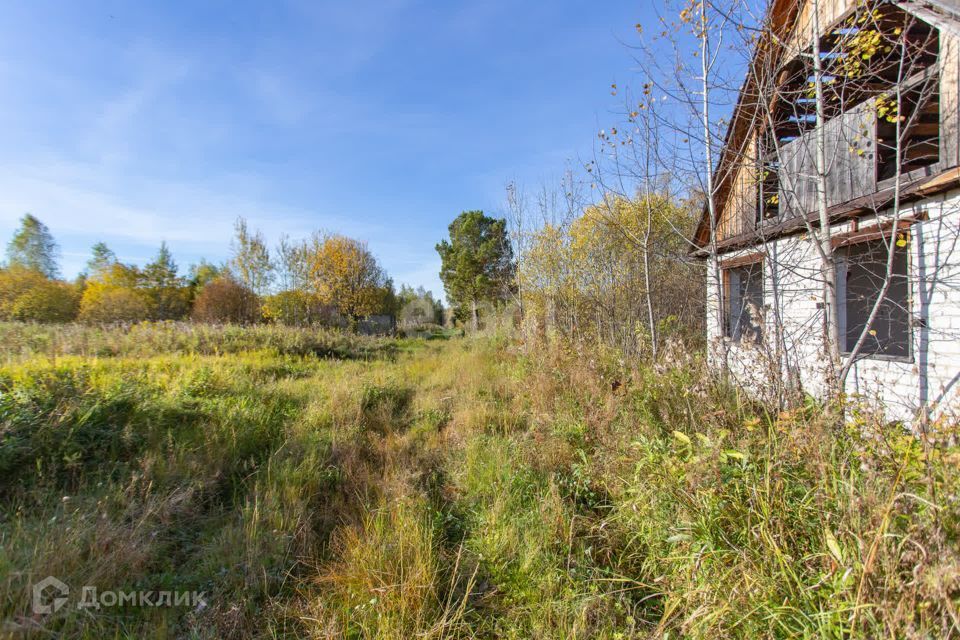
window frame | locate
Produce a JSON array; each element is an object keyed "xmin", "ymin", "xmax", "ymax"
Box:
[
  {"xmin": 834, "ymin": 226, "xmax": 914, "ymax": 362},
  {"xmin": 721, "ymin": 253, "xmax": 766, "ymax": 344}
]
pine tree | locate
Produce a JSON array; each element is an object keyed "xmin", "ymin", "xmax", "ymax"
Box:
[
  {"xmin": 143, "ymin": 242, "xmax": 188, "ymax": 320},
  {"xmin": 436, "ymin": 211, "xmax": 513, "ymax": 331},
  {"xmin": 86, "ymin": 242, "xmax": 117, "ymax": 278},
  {"xmin": 143, "ymin": 242, "xmax": 179, "ymax": 289}
]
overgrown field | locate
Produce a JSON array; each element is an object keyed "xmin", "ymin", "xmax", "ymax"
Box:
[{"xmin": 1, "ymin": 324, "xmax": 958, "ymax": 638}]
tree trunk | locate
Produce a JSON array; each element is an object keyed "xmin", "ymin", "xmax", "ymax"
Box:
[
  {"xmin": 471, "ymin": 299, "xmax": 478, "ymax": 332},
  {"xmin": 811, "ymin": 3, "xmax": 843, "ymax": 400},
  {"xmin": 699, "ymin": 2, "xmax": 727, "ymax": 375},
  {"xmin": 642, "ymin": 194, "xmax": 658, "ymax": 360}
]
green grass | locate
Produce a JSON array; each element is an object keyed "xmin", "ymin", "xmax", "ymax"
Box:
[{"xmin": 0, "ymin": 323, "xmax": 957, "ymax": 638}]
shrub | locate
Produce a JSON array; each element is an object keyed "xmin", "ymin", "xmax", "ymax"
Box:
[
  {"xmin": 262, "ymin": 290, "xmax": 335, "ymax": 326},
  {"xmin": 192, "ymin": 276, "xmax": 261, "ymax": 324},
  {"xmin": 0, "ymin": 267, "xmax": 47, "ymax": 317},
  {"xmin": 143, "ymin": 286, "xmax": 191, "ymax": 321},
  {"xmin": 79, "ymin": 285, "xmax": 151, "ymax": 323},
  {"xmin": 9, "ymin": 280, "xmax": 80, "ymax": 322},
  {"xmin": 0, "ymin": 267, "xmax": 79, "ymax": 322}
]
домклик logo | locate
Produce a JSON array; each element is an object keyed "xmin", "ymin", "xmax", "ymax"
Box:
[{"xmin": 32, "ymin": 576, "xmax": 69, "ymax": 614}]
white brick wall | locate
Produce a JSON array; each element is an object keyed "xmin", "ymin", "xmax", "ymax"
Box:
[{"xmin": 706, "ymin": 188, "xmax": 960, "ymax": 423}]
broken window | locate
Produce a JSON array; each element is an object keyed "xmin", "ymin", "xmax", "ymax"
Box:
[
  {"xmin": 724, "ymin": 261, "xmax": 764, "ymax": 343},
  {"xmin": 838, "ymin": 237, "xmax": 910, "ymax": 357}
]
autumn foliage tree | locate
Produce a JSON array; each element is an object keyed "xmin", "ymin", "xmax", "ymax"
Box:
[
  {"xmin": 515, "ymin": 190, "xmax": 702, "ymax": 353},
  {"xmin": 0, "ymin": 216, "xmax": 79, "ymax": 322},
  {"xmin": 192, "ymin": 276, "xmax": 261, "ymax": 324},
  {"xmin": 79, "ymin": 262, "xmax": 150, "ymax": 323},
  {"xmin": 75, "ymin": 242, "xmax": 193, "ymax": 323},
  {"xmin": 0, "ymin": 266, "xmax": 79, "ymax": 322},
  {"xmin": 262, "ymin": 290, "xmax": 332, "ymax": 326},
  {"xmin": 7, "ymin": 280, "xmax": 80, "ymax": 322},
  {"xmin": 0, "ymin": 212, "xmax": 402, "ymax": 331},
  {"xmin": 308, "ymin": 234, "xmax": 390, "ymax": 323}
]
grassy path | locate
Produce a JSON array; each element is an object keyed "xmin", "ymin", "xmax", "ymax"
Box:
[{"xmin": 1, "ymin": 329, "xmax": 957, "ymax": 638}]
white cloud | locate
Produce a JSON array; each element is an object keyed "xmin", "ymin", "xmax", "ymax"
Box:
[
  {"xmin": 0, "ymin": 159, "xmax": 386, "ymax": 273},
  {"xmin": 79, "ymin": 45, "xmax": 193, "ymax": 165}
]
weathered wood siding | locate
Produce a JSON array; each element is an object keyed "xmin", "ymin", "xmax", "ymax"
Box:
[
  {"xmin": 717, "ymin": 134, "xmax": 759, "ymax": 241},
  {"xmin": 938, "ymin": 18, "xmax": 960, "ymax": 168},
  {"xmin": 787, "ymin": 0, "xmax": 848, "ymax": 54},
  {"xmin": 778, "ymin": 98, "xmax": 876, "ymax": 218},
  {"xmin": 904, "ymin": 2, "xmax": 960, "ymax": 168}
]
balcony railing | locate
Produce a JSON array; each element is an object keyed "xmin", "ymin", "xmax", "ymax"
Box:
[
  {"xmin": 772, "ymin": 97, "xmax": 879, "ymax": 221},
  {"xmin": 760, "ymin": 73, "xmax": 940, "ymax": 226}
]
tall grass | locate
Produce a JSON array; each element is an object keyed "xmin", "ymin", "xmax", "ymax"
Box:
[
  {"xmin": 0, "ymin": 324, "xmax": 957, "ymax": 638},
  {"xmin": 0, "ymin": 321, "xmax": 396, "ymax": 362}
]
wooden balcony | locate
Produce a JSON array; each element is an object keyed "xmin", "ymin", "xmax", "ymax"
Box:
[
  {"xmin": 762, "ymin": 75, "xmax": 941, "ymax": 225},
  {"xmin": 772, "ymin": 97, "xmax": 878, "ymax": 220}
]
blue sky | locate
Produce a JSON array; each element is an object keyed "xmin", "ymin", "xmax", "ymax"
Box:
[{"xmin": 0, "ymin": 0, "xmax": 645, "ymax": 297}]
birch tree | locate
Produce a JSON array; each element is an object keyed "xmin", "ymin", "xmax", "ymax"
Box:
[{"xmin": 230, "ymin": 217, "xmax": 274, "ymax": 296}]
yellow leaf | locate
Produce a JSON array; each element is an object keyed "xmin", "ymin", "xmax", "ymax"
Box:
[{"xmin": 825, "ymin": 528, "xmax": 844, "ymax": 564}]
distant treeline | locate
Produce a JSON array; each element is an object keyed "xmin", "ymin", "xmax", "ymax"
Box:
[{"xmin": 0, "ymin": 214, "xmax": 443, "ymax": 328}]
